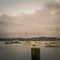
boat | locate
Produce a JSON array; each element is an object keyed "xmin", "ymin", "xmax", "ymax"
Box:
[
  {"xmin": 45, "ymin": 41, "xmax": 60, "ymax": 47},
  {"xmin": 5, "ymin": 41, "xmax": 12, "ymax": 44},
  {"xmin": 12, "ymin": 40, "xmax": 21, "ymax": 44},
  {"xmin": 31, "ymin": 42, "xmax": 36, "ymax": 47}
]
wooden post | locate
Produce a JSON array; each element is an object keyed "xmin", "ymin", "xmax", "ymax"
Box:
[{"xmin": 31, "ymin": 48, "xmax": 40, "ymax": 60}]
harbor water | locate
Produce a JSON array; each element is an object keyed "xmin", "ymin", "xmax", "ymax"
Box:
[{"xmin": 0, "ymin": 41, "xmax": 60, "ymax": 60}]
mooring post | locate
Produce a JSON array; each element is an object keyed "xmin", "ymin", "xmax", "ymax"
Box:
[{"xmin": 31, "ymin": 48, "xmax": 40, "ymax": 60}]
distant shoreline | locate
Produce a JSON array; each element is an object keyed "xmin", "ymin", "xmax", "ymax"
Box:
[{"xmin": 0, "ymin": 37, "xmax": 60, "ymax": 41}]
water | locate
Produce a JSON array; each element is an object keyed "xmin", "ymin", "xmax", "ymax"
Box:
[{"xmin": 0, "ymin": 41, "xmax": 60, "ymax": 60}]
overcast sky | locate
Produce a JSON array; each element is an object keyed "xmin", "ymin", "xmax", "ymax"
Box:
[
  {"xmin": 0, "ymin": 0, "xmax": 60, "ymax": 38},
  {"xmin": 0, "ymin": 0, "xmax": 53, "ymax": 16}
]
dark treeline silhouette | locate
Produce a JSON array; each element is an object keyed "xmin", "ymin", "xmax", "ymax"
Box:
[{"xmin": 0, "ymin": 37, "xmax": 60, "ymax": 41}]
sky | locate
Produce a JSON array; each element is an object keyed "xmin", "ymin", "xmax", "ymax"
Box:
[
  {"xmin": 0, "ymin": 0, "xmax": 53, "ymax": 15},
  {"xmin": 0, "ymin": 0, "xmax": 60, "ymax": 38}
]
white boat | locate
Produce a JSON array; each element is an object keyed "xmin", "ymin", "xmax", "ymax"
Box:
[{"xmin": 12, "ymin": 40, "xmax": 21, "ymax": 43}]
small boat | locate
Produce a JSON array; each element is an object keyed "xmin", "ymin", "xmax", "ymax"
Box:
[
  {"xmin": 31, "ymin": 42, "xmax": 36, "ymax": 47},
  {"xmin": 5, "ymin": 41, "xmax": 12, "ymax": 44},
  {"xmin": 12, "ymin": 40, "xmax": 21, "ymax": 44}
]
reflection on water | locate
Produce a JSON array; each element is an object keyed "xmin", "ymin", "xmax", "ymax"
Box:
[{"xmin": 0, "ymin": 41, "xmax": 60, "ymax": 60}]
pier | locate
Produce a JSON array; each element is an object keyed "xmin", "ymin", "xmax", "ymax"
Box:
[{"xmin": 31, "ymin": 48, "xmax": 40, "ymax": 60}]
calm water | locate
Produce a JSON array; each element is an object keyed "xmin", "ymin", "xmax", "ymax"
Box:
[{"xmin": 0, "ymin": 41, "xmax": 60, "ymax": 60}]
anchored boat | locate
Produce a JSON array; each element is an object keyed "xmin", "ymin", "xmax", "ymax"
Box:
[
  {"xmin": 5, "ymin": 41, "xmax": 12, "ymax": 44},
  {"xmin": 45, "ymin": 41, "xmax": 60, "ymax": 47}
]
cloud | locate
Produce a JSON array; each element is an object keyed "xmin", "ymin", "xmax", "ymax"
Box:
[
  {"xmin": 55, "ymin": 0, "xmax": 60, "ymax": 3},
  {"xmin": 0, "ymin": 1, "xmax": 60, "ymax": 38},
  {"xmin": 45, "ymin": 1, "xmax": 60, "ymax": 15}
]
